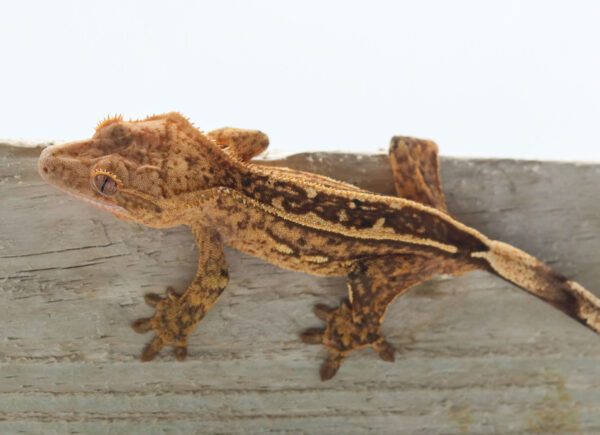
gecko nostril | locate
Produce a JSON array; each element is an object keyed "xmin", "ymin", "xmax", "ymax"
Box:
[{"xmin": 42, "ymin": 166, "xmax": 49, "ymax": 173}]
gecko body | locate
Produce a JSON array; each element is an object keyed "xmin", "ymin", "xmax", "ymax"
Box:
[{"xmin": 38, "ymin": 113, "xmax": 600, "ymax": 380}]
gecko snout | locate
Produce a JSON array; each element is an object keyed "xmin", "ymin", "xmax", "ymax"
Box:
[
  {"xmin": 38, "ymin": 146, "xmax": 54, "ymax": 179},
  {"xmin": 37, "ymin": 143, "xmax": 91, "ymax": 192},
  {"xmin": 38, "ymin": 145, "xmax": 66, "ymax": 182}
]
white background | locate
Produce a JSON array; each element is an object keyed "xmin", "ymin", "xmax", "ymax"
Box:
[{"xmin": 1, "ymin": 0, "xmax": 599, "ymax": 161}]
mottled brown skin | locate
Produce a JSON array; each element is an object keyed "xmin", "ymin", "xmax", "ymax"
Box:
[{"xmin": 38, "ymin": 112, "xmax": 600, "ymax": 381}]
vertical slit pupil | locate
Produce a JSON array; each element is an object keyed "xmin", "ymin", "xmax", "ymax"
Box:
[{"xmin": 95, "ymin": 174, "xmax": 117, "ymax": 195}]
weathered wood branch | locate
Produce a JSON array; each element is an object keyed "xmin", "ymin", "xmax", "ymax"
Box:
[{"xmin": 1, "ymin": 144, "xmax": 599, "ymax": 433}]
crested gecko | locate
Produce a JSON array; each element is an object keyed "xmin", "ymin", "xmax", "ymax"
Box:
[{"xmin": 37, "ymin": 112, "xmax": 600, "ymax": 380}]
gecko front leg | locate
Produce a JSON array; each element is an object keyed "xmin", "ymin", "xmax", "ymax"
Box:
[
  {"xmin": 207, "ymin": 127, "xmax": 269, "ymax": 161},
  {"xmin": 131, "ymin": 226, "xmax": 229, "ymax": 361}
]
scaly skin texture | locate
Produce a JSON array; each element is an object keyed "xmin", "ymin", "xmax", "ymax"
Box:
[{"xmin": 38, "ymin": 112, "xmax": 600, "ymax": 381}]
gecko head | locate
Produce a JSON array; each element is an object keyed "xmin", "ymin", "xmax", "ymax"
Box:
[{"xmin": 38, "ymin": 112, "xmax": 233, "ymax": 227}]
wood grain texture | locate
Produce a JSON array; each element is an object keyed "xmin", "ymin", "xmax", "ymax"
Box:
[{"xmin": 1, "ymin": 144, "xmax": 599, "ymax": 434}]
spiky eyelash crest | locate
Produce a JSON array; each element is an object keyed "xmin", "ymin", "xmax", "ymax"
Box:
[
  {"xmin": 91, "ymin": 169, "xmax": 123, "ymax": 186},
  {"xmin": 96, "ymin": 114, "xmax": 124, "ymax": 131}
]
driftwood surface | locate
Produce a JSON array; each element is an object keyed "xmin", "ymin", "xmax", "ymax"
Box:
[{"xmin": 1, "ymin": 144, "xmax": 599, "ymax": 434}]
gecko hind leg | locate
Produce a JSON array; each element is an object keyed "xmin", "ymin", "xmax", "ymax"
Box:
[
  {"xmin": 389, "ymin": 136, "xmax": 448, "ymax": 211},
  {"xmin": 301, "ymin": 254, "xmax": 473, "ymax": 381},
  {"xmin": 301, "ymin": 298, "xmax": 397, "ymax": 380}
]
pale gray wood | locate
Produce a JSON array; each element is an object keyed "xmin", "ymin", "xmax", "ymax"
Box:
[{"xmin": 1, "ymin": 144, "xmax": 599, "ymax": 434}]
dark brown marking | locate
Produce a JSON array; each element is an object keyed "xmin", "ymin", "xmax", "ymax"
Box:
[{"xmin": 239, "ymin": 172, "xmax": 487, "ymax": 252}]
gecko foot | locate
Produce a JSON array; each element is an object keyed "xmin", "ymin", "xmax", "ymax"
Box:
[
  {"xmin": 131, "ymin": 286, "xmax": 200, "ymax": 362},
  {"xmin": 300, "ymin": 299, "xmax": 396, "ymax": 381}
]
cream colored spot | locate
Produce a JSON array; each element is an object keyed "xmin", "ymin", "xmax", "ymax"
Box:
[
  {"xmin": 371, "ymin": 217, "xmax": 386, "ymax": 230},
  {"xmin": 305, "ymin": 255, "xmax": 329, "ymax": 263},
  {"xmin": 305, "ymin": 187, "xmax": 317, "ymax": 199},
  {"xmin": 338, "ymin": 209, "xmax": 348, "ymax": 222},
  {"xmin": 347, "ymin": 283, "xmax": 353, "ymax": 303},
  {"xmin": 271, "ymin": 196, "xmax": 285, "ymax": 210},
  {"xmin": 370, "ymin": 217, "xmax": 398, "ymax": 235},
  {"xmin": 275, "ymin": 243, "xmax": 294, "ymax": 255},
  {"xmin": 348, "ymin": 201, "xmax": 356, "ymax": 209}
]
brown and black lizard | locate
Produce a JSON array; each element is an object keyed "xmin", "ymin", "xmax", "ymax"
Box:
[{"xmin": 37, "ymin": 112, "xmax": 600, "ymax": 380}]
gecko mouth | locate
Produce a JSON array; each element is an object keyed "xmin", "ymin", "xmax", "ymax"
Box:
[
  {"xmin": 38, "ymin": 167, "xmax": 131, "ymax": 218},
  {"xmin": 53, "ymin": 184, "xmax": 131, "ymax": 218},
  {"xmin": 67, "ymin": 190, "xmax": 131, "ymax": 217}
]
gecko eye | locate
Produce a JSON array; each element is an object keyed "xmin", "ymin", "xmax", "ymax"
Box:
[{"xmin": 93, "ymin": 172, "xmax": 119, "ymax": 196}]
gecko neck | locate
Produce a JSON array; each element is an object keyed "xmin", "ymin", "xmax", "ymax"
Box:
[{"xmin": 164, "ymin": 146, "xmax": 244, "ymax": 198}]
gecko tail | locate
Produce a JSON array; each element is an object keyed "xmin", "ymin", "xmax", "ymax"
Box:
[{"xmin": 472, "ymin": 240, "xmax": 600, "ymax": 333}]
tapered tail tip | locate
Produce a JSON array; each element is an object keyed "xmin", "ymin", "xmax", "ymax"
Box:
[{"xmin": 567, "ymin": 280, "xmax": 600, "ymax": 333}]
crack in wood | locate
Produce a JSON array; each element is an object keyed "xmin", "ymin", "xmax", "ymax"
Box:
[{"xmin": 0, "ymin": 243, "xmax": 123, "ymax": 259}]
